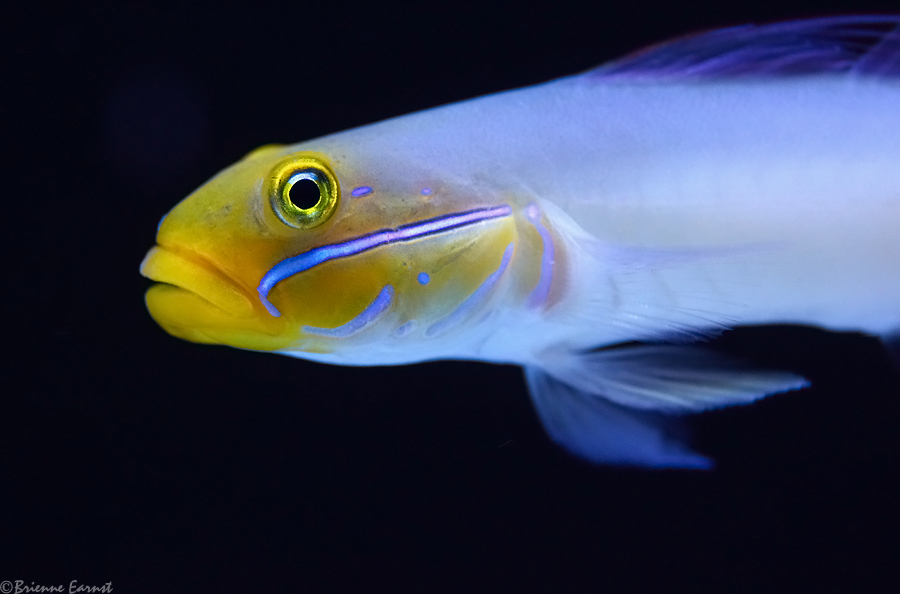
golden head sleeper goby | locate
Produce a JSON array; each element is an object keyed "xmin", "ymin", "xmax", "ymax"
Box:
[{"xmin": 142, "ymin": 16, "xmax": 900, "ymax": 467}]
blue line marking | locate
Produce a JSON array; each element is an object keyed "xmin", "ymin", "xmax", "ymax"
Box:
[
  {"xmin": 425, "ymin": 243, "xmax": 514, "ymax": 337},
  {"xmin": 302, "ymin": 285, "xmax": 394, "ymax": 338},
  {"xmin": 351, "ymin": 186, "xmax": 373, "ymax": 197},
  {"xmin": 525, "ymin": 203, "xmax": 555, "ymax": 308},
  {"xmin": 258, "ymin": 204, "xmax": 512, "ymax": 317}
]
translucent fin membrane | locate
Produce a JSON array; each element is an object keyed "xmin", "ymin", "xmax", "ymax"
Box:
[{"xmin": 591, "ymin": 16, "xmax": 900, "ymax": 80}]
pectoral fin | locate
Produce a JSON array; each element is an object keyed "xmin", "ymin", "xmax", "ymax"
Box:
[
  {"xmin": 542, "ymin": 344, "xmax": 809, "ymax": 414},
  {"xmin": 525, "ymin": 367, "xmax": 712, "ymax": 469},
  {"xmin": 525, "ymin": 344, "xmax": 809, "ymax": 468}
]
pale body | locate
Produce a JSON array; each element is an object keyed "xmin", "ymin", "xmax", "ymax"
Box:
[{"xmin": 289, "ymin": 74, "xmax": 900, "ymax": 367}]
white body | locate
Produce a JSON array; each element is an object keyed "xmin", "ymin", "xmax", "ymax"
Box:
[{"xmin": 293, "ymin": 74, "xmax": 900, "ymax": 367}]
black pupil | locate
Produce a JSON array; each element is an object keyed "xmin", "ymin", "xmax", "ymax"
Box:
[{"xmin": 288, "ymin": 178, "xmax": 321, "ymax": 210}]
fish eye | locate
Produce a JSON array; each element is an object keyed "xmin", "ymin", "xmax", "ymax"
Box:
[
  {"xmin": 285, "ymin": 172, "xmax": 324, "ymax": 210},
  {"xmin": 268, "ymin": 154, "xmax": 340, "ymax": 229}
]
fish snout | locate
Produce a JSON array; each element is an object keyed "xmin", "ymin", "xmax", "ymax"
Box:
[
  {"xmin": 140, "ymin": 246, "xmax": 256, "ymax": 318},
  {"xmin": 140, "ymin": 246, "xmax": 291, "ymax": 349}
]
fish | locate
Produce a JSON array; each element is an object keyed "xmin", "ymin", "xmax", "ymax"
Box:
[{"xmin": 140, "ymin": 16, "xmax": 900, "ymax": 468}]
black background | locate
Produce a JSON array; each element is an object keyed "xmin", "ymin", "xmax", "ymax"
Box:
[{"xmin": 4, "ymin": 1, "xmax": 900, "ymax": 592}]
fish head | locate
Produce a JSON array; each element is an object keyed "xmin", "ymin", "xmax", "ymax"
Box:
[{"xmin": 140, "ymin": 143, "xmax": 525, "ymax": 359}]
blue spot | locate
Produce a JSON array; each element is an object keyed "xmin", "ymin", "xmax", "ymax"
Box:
[
  {"xmin": 352, "ymin": 186, "xmax": 372, "ymax": 197},
  {"xmin": 417, "ymin": 272, "xmax": 430, "ymax": 285},
  {"xmin": 421, "ymin": 187, "xmax": 432, "ymax": 195}
]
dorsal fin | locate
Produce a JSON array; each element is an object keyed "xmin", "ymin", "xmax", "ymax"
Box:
[{"xmin": 589, "ymin": 15, "xmax": 900, "ymax": 80}]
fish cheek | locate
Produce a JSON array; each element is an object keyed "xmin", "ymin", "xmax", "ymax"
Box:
[
  {"xmin": 271, "ymin": 255, "xmax": 399, "ymax": 334},
  {"xmin": 389, "ymin": 220, "xmax": 522, "ymax": 331},
  {"xmin": 267, "ymin": 216, "xmax": 519, "ymax": 348}
]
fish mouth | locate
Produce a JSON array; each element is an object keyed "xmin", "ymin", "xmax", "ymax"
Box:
[
  {"xmin": 140, "ymin": 245, "xmax": 256, "ymax": 318},
  {"xmin": 140, "ymin": 246, "xmax": 288, "ymax": 348}
]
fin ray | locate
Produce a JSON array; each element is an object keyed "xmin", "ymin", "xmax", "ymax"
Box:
[
  {"xmin": 525, "ymin": 367, "xmax": 712, "ymax": 468},
  {"xmin": 542, "ymin": 344, "xmax": 809, "ymax": 413},
  {"xmin": 589, "ymin": 16, "xmax": 900, "ymax": 80}
]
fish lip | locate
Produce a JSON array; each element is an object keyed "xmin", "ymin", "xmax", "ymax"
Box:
[{"xmin": 140, "ymin": 245, "xmax": 257, "ymax": 318}]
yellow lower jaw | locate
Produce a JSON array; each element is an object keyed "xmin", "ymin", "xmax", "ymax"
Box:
[
  {"xmin": 140, "ymin": 246, "xmax": 256, "ymax": 318},
  {"xmin": 145, "ymin": 284, "xmax": 293, "ymax": 351}
]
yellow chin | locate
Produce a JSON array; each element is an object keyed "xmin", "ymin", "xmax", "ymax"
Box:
[{"xmin": 145, "ymin": 284, "xmax": 293, "ymax": 351}]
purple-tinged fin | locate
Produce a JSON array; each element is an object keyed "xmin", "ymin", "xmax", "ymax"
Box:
[
  {"xmin": 525, "ymin": 367, "xmax": 713, "ymax": 469},
  {"xmin": 544, "ymin": 344, "xmax": 809, "ymax": 414},
  {"xmin": 589, "ymin": 15, "xmax": 900, "ymax": 80},
  {"xmin": 524, "ymin": 344, "xmax": 810, "ymax": 468}
]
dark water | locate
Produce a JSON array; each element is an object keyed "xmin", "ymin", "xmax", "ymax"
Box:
[{"xmin": 5, "ymin": 1, "xmax": 900, "ymax": 592}]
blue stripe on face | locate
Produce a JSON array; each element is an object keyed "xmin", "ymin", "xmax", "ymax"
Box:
[
  {"xmin": 424, "ymin": 243, "xmax": 514, "ymax": 338},
  {"xmin": 302, "ymin": 285, "xmax": 394, "ymax": 338},
  {"xmin": 257, "ymin": 204, "xmax": 512, "ymax": 317}
]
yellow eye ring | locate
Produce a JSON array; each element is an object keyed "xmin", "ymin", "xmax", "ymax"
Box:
[{"xmin": 267, "ymin": 154, "xmax": 340, "ymax": 229}]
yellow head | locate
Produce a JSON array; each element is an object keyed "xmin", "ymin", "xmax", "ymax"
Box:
[{"xmin": 141, "ymin": 143, "xmax": 550, "ymax": 364}]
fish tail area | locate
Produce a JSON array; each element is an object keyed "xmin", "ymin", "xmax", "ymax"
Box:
[{"xmin": 524, "ymin": 344, "xmax": 809, "ymax": 468}]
